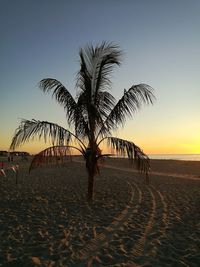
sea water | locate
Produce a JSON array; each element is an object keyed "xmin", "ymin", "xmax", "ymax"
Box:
[{"xmin": 148, "ymin": 154, "xmax": 200, "ymax": 161}]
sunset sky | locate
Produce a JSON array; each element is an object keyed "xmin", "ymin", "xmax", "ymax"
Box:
[{"xmin": 0, "ymin": 0, "xmax": 200, "ymax": 155}]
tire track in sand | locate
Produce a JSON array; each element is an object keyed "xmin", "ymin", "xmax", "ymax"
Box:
[
  {"xmin": 73, "ymin": 162, "xmax": 168, "ymax": 266},
  {"xmin": 130, "ymin": 186, "xmax": 156, "ymax": 259},
  {"xmin": 128, "ymin": 185, "xmax": 168, "ymax": 266},
  {"xmin": 74, "ymin": 181, "xmax": 142, "ymax": 265}
]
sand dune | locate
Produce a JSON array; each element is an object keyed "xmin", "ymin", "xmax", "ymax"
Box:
[{"xmin": 0, "ymin": 159, "xmax": 200, "ymax": 266}]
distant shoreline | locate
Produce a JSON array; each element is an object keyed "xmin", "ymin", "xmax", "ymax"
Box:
[
  {"xmin": 148, "ymin": 154, "xmax": 200, "ymax": 161},
  {"xmin": 1, "ymin": 153, "xmax": 200, "ymax": 162},
  {"xmin": 109, "ymin": 154, "xmax": 200, "ymax": 161}
]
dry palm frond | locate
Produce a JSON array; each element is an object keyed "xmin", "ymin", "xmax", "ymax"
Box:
[
  {"xmin": 29, "ymin": 145, "xmax": 84, "ymax": 172},
  {"xmin": 10, "ymin": 119, "xmax": 85, "ymax": 151}
]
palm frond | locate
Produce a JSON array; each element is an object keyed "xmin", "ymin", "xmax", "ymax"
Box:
[
  {"xmin": 40, "ymin": 79, "xmax": 89, "ymax": 138},
  {"xmin": 10, "ymin": 119, "xmax": 86, "ymax": 151},
  {"xmin": 29, "ymin": 145, "xmax": 84, "ymax": 172},
  {"xmin": 92, "ymin": 91, "xmax": 116, "ymax": 137},
  {"xmin": 91, "ymin": 41, "xmax": 122, "ymax": 103},
  {"xmin": 99, "ymin": 136, "xmax": 150, "ymax": 174},
  {"xmin": 39, "ymin": 79, "xmax": 80, "ymax": 126},
  {"xmin": 76, "ymin": 41, "xmax": 122, "ymax": 103},
  {"xmin": 76, "ymin": 50, "xmax": 92, "ymax": 94},
  {"xmin": 77, "ymin": 90, "xmax": 116, "ymax": 137},
  {"xmin": 95, "ymin": 91, "xmax": 115, "ymax": 119},
  {"xmin": 98, "ymin": 84, "xmax": 155, "ymax": 137}
]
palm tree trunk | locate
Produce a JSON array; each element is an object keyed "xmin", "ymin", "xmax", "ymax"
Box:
[
  {"xmin": 87, "ymin": 172, "xmax": 95, "ymax": 201},
  {"xmin": 85, "ymin": 150, "xmax": 97, "ymax": 201}
]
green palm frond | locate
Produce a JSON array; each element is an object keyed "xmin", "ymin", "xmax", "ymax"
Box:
[
  {"xmin": 76, "ymin": 42, "xmax": 121, "ymax": 137},
  {"xmin": 77, "ymin": 41, "xmax": 122, "ymax": 103},
  {"xmin": 98, "ymin": 84, "xmax": 155, "ymax": 137},
  {"xmin": 39, "ymin": 79, "xmax": 77, "ymax": 125},
  {"xmin": 10, "ymin": 119, "xmax": 86, "ymax": 151},
  {"xmin": 77, "ymin": 90, "xmax": 115, "ymax": 137},
  {"xmin": 39, "ymin": 79, "xmax": 89, "ymax": 138},
  {"xmin": 76, "ymin": 51, "xmax": 92, "ymax": 94},
  {"xmin": 91, "ymin": 41, "xmax": 122, "ymax": 103},
  {"xmin": 99, "ymin": 136, "xmax": 150, "ymax": 174},
  {"xmin": 29, "ymin": 145, "xmax": 84, "ymax": 172},
  {"xmin": 96, "ymin": 91, "xmax": 115, "ymax": 119}
]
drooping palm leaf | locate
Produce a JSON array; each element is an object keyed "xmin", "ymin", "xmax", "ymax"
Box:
[
  {"xmin": 29, "ymin": 145, "xmax": 84, "ymax": 172},
  {"xmin": 98, "ymin": 84, "xmax": 155, "ymax": 137},
  {"xmin": 99, "ymin": 136, "xmax": 150, "ymax": 174},
  {"xmin": 10, "ymin": 119, "xmax": 86, "ymax": 151}
]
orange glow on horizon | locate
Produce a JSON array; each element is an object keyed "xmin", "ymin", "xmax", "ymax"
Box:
[{"xmin": 1, "ymin": 134, "xmax": 200, "ymax": 155}]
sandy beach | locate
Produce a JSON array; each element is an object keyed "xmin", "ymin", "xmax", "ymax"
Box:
[{"xmin": 0, "ymin": 157, "xmax": 200, "ymax": 266}]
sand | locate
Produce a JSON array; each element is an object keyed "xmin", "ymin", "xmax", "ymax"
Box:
[{"xmin": 0, "ymin": 157, "xmax": 200, "ymax": 266}]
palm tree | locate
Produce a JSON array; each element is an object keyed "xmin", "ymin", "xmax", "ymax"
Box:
[{"xmin": 10, "ymin": 42, "xmax": 155, "ymax": 201}]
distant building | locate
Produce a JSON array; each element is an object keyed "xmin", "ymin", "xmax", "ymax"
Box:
[
  {"xmin": 0, "ymin": 151, "xmax": 8, "ymax": 157},
  {"xmin": 10, "ymin": 151, "xmax": 30, "ymax": 157},
  {"xmin": 0, "ymin": 151, "xmax": 30, "ymax": 161}
]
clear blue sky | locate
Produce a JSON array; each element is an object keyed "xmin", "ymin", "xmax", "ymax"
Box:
[{"xmin": 0, "ymin": 0, "xmax": 200, "ymax": 154}]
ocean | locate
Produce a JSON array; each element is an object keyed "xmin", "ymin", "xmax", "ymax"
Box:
[{"xmin": 148, "ymin": 154, "xmax": 200, "ymax": 161}]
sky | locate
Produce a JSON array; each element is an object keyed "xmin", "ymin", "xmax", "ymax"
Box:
[{"xmin": 0, "ymin": 0, "xmax": 200, "ymax": 155}]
